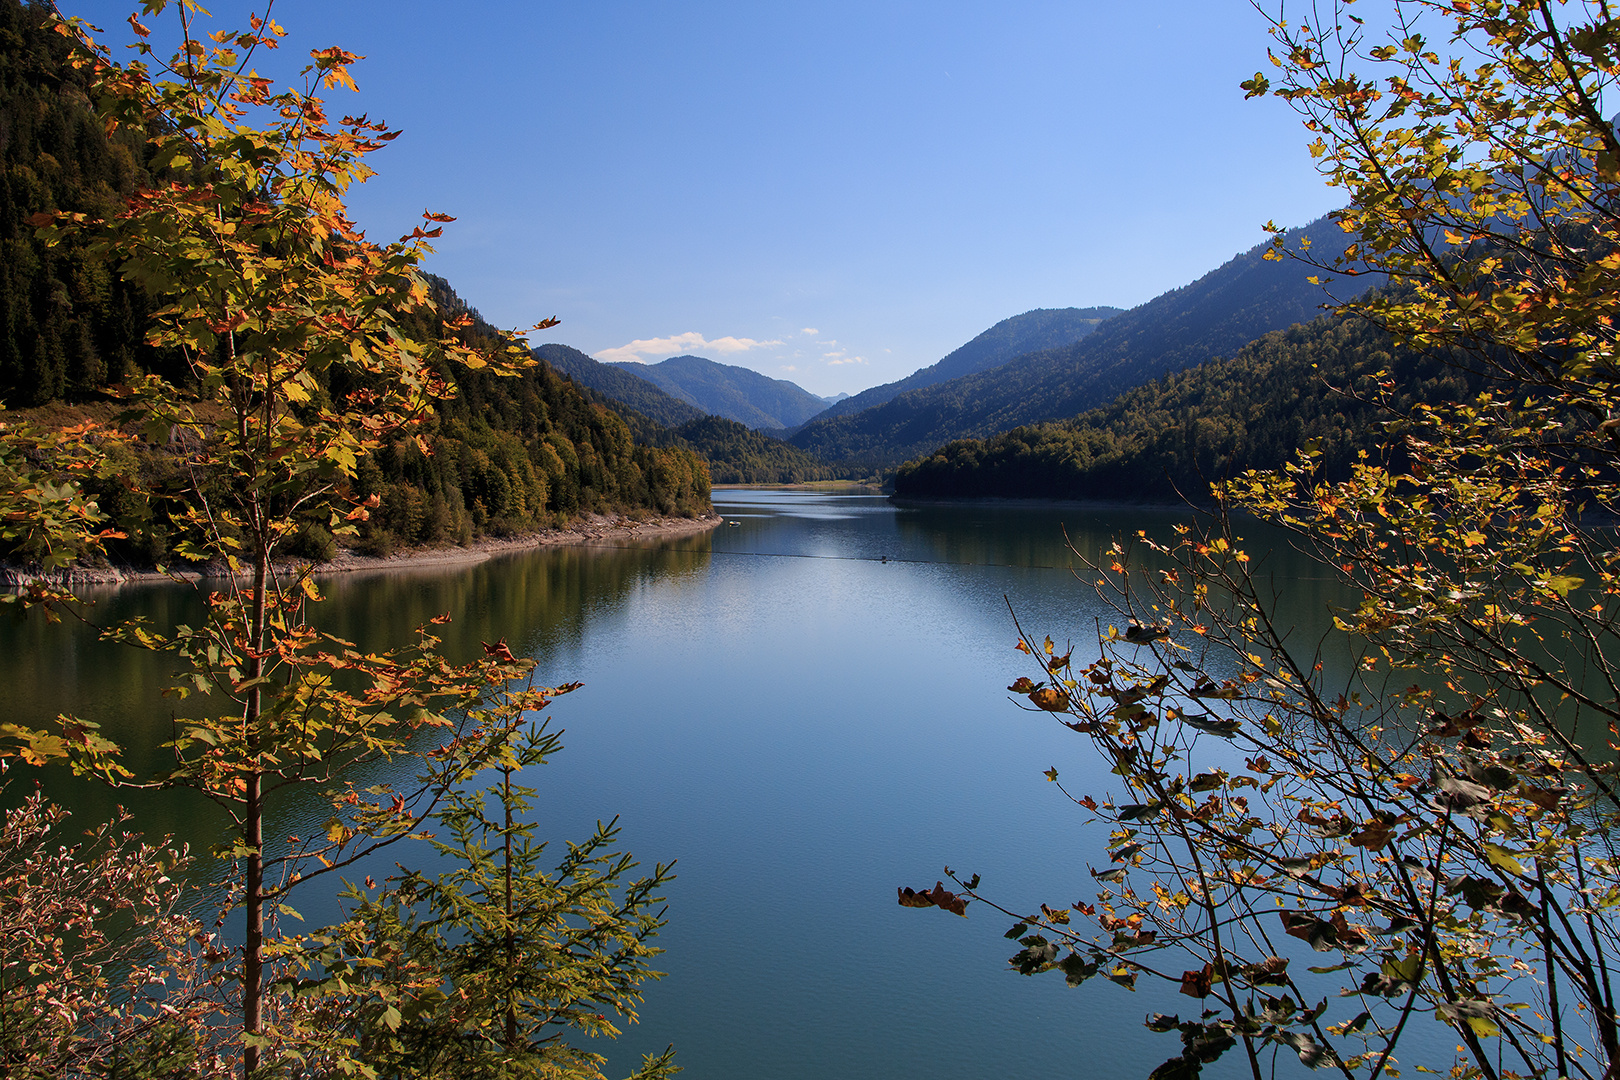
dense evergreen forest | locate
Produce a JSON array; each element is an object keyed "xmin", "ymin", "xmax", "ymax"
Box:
[
  {"xmin": 0, "ymin": 0, "xmax": 709, "ymax": 565},
  {"xmin": 0, "ymin": 0, "xmax": 169, "ymax": 404},
  {"xmin": 892, "ymin": 310, "xmax": 1483, "ymax": 502},
  {"xmin": 661, "ymin": 415, "xmax": 836, "ymax": 483}
]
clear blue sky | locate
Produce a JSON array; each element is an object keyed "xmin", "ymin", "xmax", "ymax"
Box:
[{"xmin": 68, "ymin": 1, "xmax": 1339, "ymax": 398}]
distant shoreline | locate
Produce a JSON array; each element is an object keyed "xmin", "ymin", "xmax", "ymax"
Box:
[
  {"xmin": 887, "ymin": 494, "xmax": 1201, "ymax": 512},
  {"xmin": 713, "ymin": 481, "xmax": 886, "ymax": 495},
  {"xmin": 2, "ymin": 511, "xmax": 725, "ymax": 590}
]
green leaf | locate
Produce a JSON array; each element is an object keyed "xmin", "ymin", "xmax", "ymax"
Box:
[
  {"xmin": 1482, "ymin": 843, "xmax": 1526, "ymax": 877},
  {"xmin": 1059, "ymin": 952, "xmax": 1098, "ymax": 986},
  {"xmin": 1546, "ymin": 574, "xmax": 1584, "ymax": 597}
]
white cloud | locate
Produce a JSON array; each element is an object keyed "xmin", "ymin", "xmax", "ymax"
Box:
[
  {"xmin": 826, "ymin": 355, "xmax": 867, "ymax": 366},
  {"xmin": 596, "ymin": 331, "xmax": 784, "ymax": 365},
  {"xmin": 800, "ymin": 327, "xmax": 818, "ymax": 336},
  {"xmin": 780, "ymin": 364, "xmax": 798, "ymax": 372}
]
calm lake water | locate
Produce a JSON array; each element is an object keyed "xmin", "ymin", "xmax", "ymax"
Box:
[{"xmin": 5, "ymin": 489, "xmax": 1361, "ymax": 1079}]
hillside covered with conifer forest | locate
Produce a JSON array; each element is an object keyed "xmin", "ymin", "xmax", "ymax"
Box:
[
  {"xmin": 0, "ymin": 0, "xmax": 710, "ymax": 565},
  {"xmin": 892, "ymin": 308, "xmax": 1485, "ymax": 503}
]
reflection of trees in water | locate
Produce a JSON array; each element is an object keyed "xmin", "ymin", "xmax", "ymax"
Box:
[
  {"xmin": 314, "ymin": 536, "xmax": 714, "ymax": 666},
  {"xmin": 0, "ymin": 535, "xmax": 713, "ymax": 881},
  {"xmin": 892, "ymin": 507, "xmax": 1083, "ymax": 570},
  {"xmin": 892, "ymin": 505, "xmax": 1365, "ymax": 692},
  {"xmin": 892, "ymin": 505, "xmax": 1205, "ymax": 573}
]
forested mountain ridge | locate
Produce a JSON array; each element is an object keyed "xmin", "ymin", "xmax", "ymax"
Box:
[
  {"xmin": 0, "ymin": 0, "xmax": 710, "ymax": 566},
  {"xmin": 546, "ymin": 374, "xmax": 836, "ymax": 484},
  {"xmin": 612, "ymin": 353, "xmax": 830, "ymax": 430},
  {"xmin": 530, "ymin": 346, "xmax": 841, "ymax": 483},
  {"xmin": 809, "ymin": 305, "xmax": 1122, "ymax": 424},
  {"xmin": 891, "ymin": 307, "xmax": 1482, "ymax": 503},
  {"xmin": 790, "ymin": 216, "xmax": 1379, "ymax": 467},
  {"xmin": 532, "ymin": 342, "xmax": 706, "ymax": 428}
]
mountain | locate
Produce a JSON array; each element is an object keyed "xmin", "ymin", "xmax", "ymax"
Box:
[
  {"xmin": 553, "ymin": 387, "xmax": 839, "ymax": 484},
  {"xmin": 789, "ymin": 216, "xmax": 1378, "ymax": 467},
  {"xmin": 821, "ymin": 392, "xmax": 851, "ymax": 405},
  {"xmin": 809, "ymin": 306, "xmax": 1122, "ymax": 423},
  {"xmin": 610, "ymin": 354, "xmax": 830, "ymax": 430},
  {"xmin": 892, "ymin": 298, "xmax": 1481, "ymax": 504},
  {"xmin": 532, "ymin": 343, "xmax": 706, "ymax": 429},
  {"xmin": 531, "ymin": 344, "xmax": 846, "ymax": 483}
]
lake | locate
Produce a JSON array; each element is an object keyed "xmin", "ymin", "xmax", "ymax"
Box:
[{"xmin": 3, "ymin": 488, "xmax": 1358, "ymax": 1079}]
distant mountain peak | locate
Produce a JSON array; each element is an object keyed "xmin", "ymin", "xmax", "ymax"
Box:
[{"xmin": 606, "ymin": 354, "xmax": 829, "ymax": 430}]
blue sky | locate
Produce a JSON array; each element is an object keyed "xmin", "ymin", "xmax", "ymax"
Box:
[{"xmin": 69, "ymin": 1, "xmax": 1340, "ymax": 397}]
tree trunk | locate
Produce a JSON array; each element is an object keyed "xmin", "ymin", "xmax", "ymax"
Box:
[{"xmin": 242, "ymin": 515, "xmax": 269, "ymax": 1079}]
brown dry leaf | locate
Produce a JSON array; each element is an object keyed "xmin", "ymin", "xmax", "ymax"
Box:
[
  {"xmin": 1180, "ymin": 963, "xmax": 1215, "ymax": 998},
  {"xmin": 1029, "ymin": 687, "xmax": 1070, "ymax": 712}
]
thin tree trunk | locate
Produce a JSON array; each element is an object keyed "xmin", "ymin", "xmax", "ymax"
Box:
[
  {"xmin": 243, "ymin": 503, "xmax": 269, "ymax": 1079},
  {"xmin": 505, "ymin": 765, "xmax": 517, "ymax": 1050}
]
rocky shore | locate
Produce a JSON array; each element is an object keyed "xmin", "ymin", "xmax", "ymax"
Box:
[{"xmin": 1, "ymin": 511, "xmax": 726, "ymax": 590}]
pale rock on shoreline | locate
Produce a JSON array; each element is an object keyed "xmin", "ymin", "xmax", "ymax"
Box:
[{"xmin": 2, "ymin": 511, "xmax": 725, "ymax": 590}]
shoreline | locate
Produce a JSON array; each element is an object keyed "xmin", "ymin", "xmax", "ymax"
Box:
[
  {"xmin": 713, "ymin": 481, "xmax": 886, "ymax": 495},
  {"xmin": 887, "ymin": 494, "xmax": 1201, "ymax": 512},
  {"xmin": 2, "ymin": 511, "xmax": 725, "ymax": 590}
]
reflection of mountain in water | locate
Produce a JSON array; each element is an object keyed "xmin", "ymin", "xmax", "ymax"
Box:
[
  {"xmin": 889, "ymin": 502, "xmax": 1358, "ymax": 672},
  {"xmin": 889, "ymin": 503, "xmax": 1194, "ymax": 571},
  {"xmin": 0, "ymin": 534, "xmax": 714, "ymax": 881}
]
